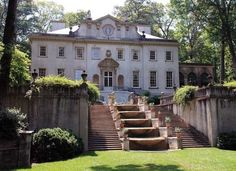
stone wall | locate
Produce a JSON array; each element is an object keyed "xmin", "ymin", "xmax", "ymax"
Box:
[
  {"xmin": 173, "ymin": 86, "xmax": 236, "ymax": 146},
  {"xmin": 0, "ymin": 131, "xmax": 32, "ymax": 169},
  {"xmin": 0, "ymin": 84, "xmax": 89, "ymax": 151}
]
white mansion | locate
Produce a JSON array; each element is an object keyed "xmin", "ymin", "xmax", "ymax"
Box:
[{"xmin": 30, "ymin": 15, "xmax": 179, "ymax": 96}]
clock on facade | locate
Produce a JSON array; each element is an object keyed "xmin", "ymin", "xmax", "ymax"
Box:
[{"xmin": 103, "ymin": 24, "xmax": 114, "ymax": 37}]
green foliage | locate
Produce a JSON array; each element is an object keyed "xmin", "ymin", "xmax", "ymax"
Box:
[
  {"xmin": 217, "ymin": 132, "xmax": 236, "ymax": 150},
  {"xmin": 35, "ymin": 75, "xmax": 100, "ymax": 102},
  {"xmin": 174, "ymin": 86, "xmax": 198, "ymax": 105},
  {"xmin": 147, "ymin": 95, "xmax": 160, "ymax": 105},
  {"xmin": 0, "ymin": 43, "xmax": 31, "ymax": 86},
  {"xmin": 32, "ymin": 128, "xmax": 83, "ymax": 163},
  {"xmin": 224, "ymin": 80, "xmax": 236, "ymax": 88},
  {"xmin": 0, "ymin": 108, "xmax": 27, "ymax": 140},
  {"xmin": 63, "ymin": 10, "xmax": 88, "ymax": 27},
  {"xmin": 142, "ymin": 90, "xmax": 150, "ymax": 97}
]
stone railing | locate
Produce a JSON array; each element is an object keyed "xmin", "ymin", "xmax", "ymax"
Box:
[{"xmin": 160, "ymin": 95, "xmax": 174, "ymax": 105}]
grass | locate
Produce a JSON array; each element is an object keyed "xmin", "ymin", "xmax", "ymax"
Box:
[{"xmin": 18, "ymin": 148, "xmax": 236, "ymax": 171}]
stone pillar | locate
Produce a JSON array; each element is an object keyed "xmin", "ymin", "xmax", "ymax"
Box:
[{"xmin": 18, "ymin": 131, "xmax": 33, "ymax": 168}]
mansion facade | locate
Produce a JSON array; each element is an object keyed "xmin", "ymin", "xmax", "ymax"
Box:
[{"xmin": 30, "ymin": 15, "xmax": 179, "ymax": 95}]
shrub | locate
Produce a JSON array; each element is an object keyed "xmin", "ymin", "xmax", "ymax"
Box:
[
  {"xmin": 217, "ymin": 132, "xmax": 236, "ymax": 150},
  {"xmin": 0, "ymin": 108, "xmax": 27, "ymax": 140},
  {"xmin": 173, "ymin": 86, "xmax": 198, "ymax": 105},
  {"xmin": 224, "ymin": 80, "xmax": 236, "ymax": 88},
  {"xmin": 32, "ymin": 128, "xmax": 83, "ymax": 163},
  {"xmin": 147, "ymin": 95, "xmax": 160, "ymax": 105},
  {"xmin": 35, "ymin": 75, "xmax": 100, "ymax": 103},
  {"xmin": 142, "ymin": 90, "xmax": 150, "ymax": 97}
]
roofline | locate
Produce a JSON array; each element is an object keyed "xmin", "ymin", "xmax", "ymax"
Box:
[{"xmin": 29, "ymin": 33, "xmax": 179, "ymax": 46}]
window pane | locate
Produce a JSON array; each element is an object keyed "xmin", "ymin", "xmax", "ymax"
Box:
[
  {"xmin": 39, "ymin": 46, "xmax": 46, "ymax": 56},
  {"xmin": 166, "ymin": 51, "xmax": 172, "ymax": 61},
  {"xmin": 118, "ymin": 49, "xmax": 123, "ymax": 59},
  {"xmin": 76, "ymin": 47, "xmax": 84, "ymax": 59},
  {"xmin": 166, "ymin": 71, "xmax": 173, "ymax": 87},
  {"xmin": 58, "ymin": 47, "xmax": 64, "ymax": 57},
  {"xmin": 39, "ymin": 68, "xmax": 46, "ymax": 77},
  {"xmin": 58, "ymin": 68, "xmax": 64, "ymax": 76},
  {"xmin": 133, "ymin": 71, "xmax": 139, "ymax": 87},
  {"xmin": 132, "ymin": 50, "xmax": 139, "ymax": 60},
  {"xmin": 150, "ymin": 51, "xmax": 156, "ymax": 60},
  {"xmin": 150, "ymin": 71, "xmax": 157, "ymax": 87}
]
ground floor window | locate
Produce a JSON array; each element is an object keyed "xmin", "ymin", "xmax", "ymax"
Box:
[
  {"xmin": 38, "ymin": 68, "xmax": 46, "ymax": 77},
  {"xmin": 150, "ymin": 71, "xmax": 157, "ymax": 87},
  {"xmin": 104, "ymin": 71, "xmax": 112, "ymax": 87},
  {"xmin": 133, "ymin": 71, "xmax": 139, "ymax": 88},
  {"xmin": 166, "ymin": 71, "xmax": 173, "ymax": 88},
  {"xmin": 75, "ymin": 69, "xmax": 83, "ymax": 80},
  {"xmin": 57, "ymin": 68, "xmax": 65, "ymax": 76}
]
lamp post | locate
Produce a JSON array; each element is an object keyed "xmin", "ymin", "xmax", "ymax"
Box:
[
  {"xmin": 81, "ymin": 70, "xmax": 87, "ymax": 83},
  {"xmin": 31, "ymin": 69, "xmax": 38, "ymax": 83}
]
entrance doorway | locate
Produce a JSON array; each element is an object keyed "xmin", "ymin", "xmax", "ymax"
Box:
[{"xmin": 104, "ymin": 71, "xmax": 113, "ymax": 90}]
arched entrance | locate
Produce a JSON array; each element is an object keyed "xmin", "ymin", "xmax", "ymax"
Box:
[
  {"xmin": 179, "ymin": 72, "xmax": 185, "ymax": 87},
  {"xmin": 200, "ymin": 73, "xmax": 209, "ymax": 86}
]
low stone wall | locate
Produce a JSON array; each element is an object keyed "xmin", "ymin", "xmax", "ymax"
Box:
[
  {"xmin": 0, "ymin": 84, "xmax": 89, "ymax": 151},
  {"xmin": 0, "ymin": 131, "xmax": 33, "ymax": 169},
  {"xmin": 173, "ymin": 86, "xmax": 236, "ymax": 146}
]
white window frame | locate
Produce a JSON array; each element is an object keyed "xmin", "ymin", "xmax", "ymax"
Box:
[
  {"xmin": 38, "ymin": 68, "xmax": 46, "ymax": 77},
  {"xmin": 165, "ymin": 51, "xmax": 173, "ymax": 61},
  {"xmin": 58, "ymin": 46, "xmax": 65, "ymax": 58},
  {"xmin": 132, "ymin": 71, "xmax": 140, "ymax": 88},
  {"xmin": 39, "ymin": 46, "xmax": 47, "ymax": 57},
  {"xmin": 166, "ymin": 71, "xmax": 173, "ymax": 88},
  {"xmin": 76, "ymin": 47, "xmax": 84, "ymax": 60},
  {"xmin": 150, "ymin": 71, "xmax": 157, "ymax": 88},
  {"xmin": 132, "ymin": 50, "xmax": 139, "ymax": 61},
  {"xmin": 91, "ymin": 47, "xmax": 101, "ymax": 60},
  {"xmin": 149, "ymin": 50, "xmax": 156, "ymax": 61},
  {"xmin": 117, "ymin": 49, "xmax": 124, "ymax": 60}
]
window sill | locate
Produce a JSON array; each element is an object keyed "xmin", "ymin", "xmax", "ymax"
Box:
[
  {"xmin": 132, "ymin": 87, "xmax": 141, "ymax": 89},
  {"xmin": 117, "ymin": 58, "xmax": 125, "ymax": 61},
  {"xmin": 75, "ymin": 58, "xmax": 84, "ymax": 60},
  {"xmin": 149, "ymin": 87, "xmax": 159, "ymax": 89},
  {"xmin": 38, "ymin": 56, "xmax": 48, "ymax": 58},
  {"xmin": 149, "ymin": 59, "xmax": 157, "ymax": 62},
  {"xmin": 56, "ymin": 56, "xmax": 66, "ymax": 59},
  {"xmin": 131, "ymin": 59, "xmax": 140, "ymax": 62},
  {"xmin": 165, "ymin": 60, "xmax": 173, "ymax": 62},
  {"xmin": 165, "ymin": 87, "xmax": 173, "ymax": 89}
]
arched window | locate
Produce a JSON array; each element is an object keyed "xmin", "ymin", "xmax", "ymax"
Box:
[
  {"xmin": 187, "ymin": 72, "xmax": 197, "ymax": 85},
  {"xmin": 92, "ymin": 74, "xmax": 99, "ymax": 85},
  {"xmin": 200, "ymin": 73, "xmax": 209, "ymax": 86},
  {"xmin": 179, "ymin": 72, "xmax": 185, "ymax": 87},
  {"xmin": 118, "ymin": 75, "xmax": 124, "ymax": 89}
]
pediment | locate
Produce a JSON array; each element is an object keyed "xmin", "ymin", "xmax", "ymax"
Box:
[{"xmin": 98, "ymin": 57, "xmax": 119, "ymax": 68}]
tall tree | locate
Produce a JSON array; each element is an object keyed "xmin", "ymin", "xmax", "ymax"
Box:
[
  {"xmin": 0, "ymin": 0, "xmax": 18, "ymax": 94},
  {"xmin": 34, "ymin": 0, "xmax": 64, "ymax": 32},
  {"xmin": 63, "ymin": 10, "xmax": 89, "ymax": 27}
]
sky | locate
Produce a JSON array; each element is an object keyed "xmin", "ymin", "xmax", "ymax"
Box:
[{"xmin": 50, "ymin": 0, "xmax": 170, "ymax": 19}]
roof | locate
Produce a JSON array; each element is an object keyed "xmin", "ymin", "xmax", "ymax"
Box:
[{"xmin": 47, "ymin": 25, "xmax": 78, "ymax": 35}]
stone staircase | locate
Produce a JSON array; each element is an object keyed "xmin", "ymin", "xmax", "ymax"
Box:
[
  {"xmin": 112, "ymin": 104, "xmax": 180, "ymax": 151},
  {"xmin": 155, "ymin": 104, "xmax": 210, "ymax": 148},
  {"xmin": 88, "ymin": 105, "xmax": 122, "ymax": 151}
]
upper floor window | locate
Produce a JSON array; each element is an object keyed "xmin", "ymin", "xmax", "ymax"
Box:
[
  {"xmin": 91, "ymin": 47, "xmax": 101, "ymax": 60},
  {"xmin": 150, "ymin": 50, "xmax": 156, "ymax": 60},
  {"xmin": 166, "ymin": 71, "xmax": 173, "ymax": 88},
  {"xmin": 132, "ymin": 50, "xmax": 139, "ymax": 60},
  {"xmin": 58, "ymin": 47, "xmax": 65, "ymax": 57},
  {"xmin": 133, "ymin": 71, "xmax": 139, "ymax": 88},
  {"xmin": 166, "ymin": 51, "xmax": 172, "ymax": 61},
  {"xmin": 38, "ymin": 68, "xmax": 46, "ymax": 77},
  {"xmin": 117, "ymin": 49, "xmax": 124, "ymax": 60},
  {"xmin": 57, "ymin": 68, "xmax": 65, "ymax": 76},
  {"xmin": 39, "ymin": 46, "xmax": 47, "ymax": 57},
  {"xmin": 76, "ymin": 47, "xmax": 84, "ymax": 60},
  {"xmin": 150, "ymin": 71, "xmax": 157, "ymax": 88}
]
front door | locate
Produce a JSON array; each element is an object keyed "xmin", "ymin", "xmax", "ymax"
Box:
[{"xmin": 104, "ymin": 71, "xmax": 113, "ymax": 90}]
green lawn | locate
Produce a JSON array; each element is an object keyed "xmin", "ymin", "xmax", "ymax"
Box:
[{"xmin": 18, "ymin": 148, "xmax": 236, "ymax": 171}]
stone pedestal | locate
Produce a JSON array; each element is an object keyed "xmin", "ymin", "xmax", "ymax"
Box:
[{"xmin": 168, "ymin": 137, "xmax": 182, "ymax": 149}]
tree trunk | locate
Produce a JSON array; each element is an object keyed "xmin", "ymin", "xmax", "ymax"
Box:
[
  {"xmin": 220, "ymin": 25, "xmax": 225, "ymax": 84},
  {"xmin": 0, "ymin": 0, "xmax": 17, "ymax": 95}
]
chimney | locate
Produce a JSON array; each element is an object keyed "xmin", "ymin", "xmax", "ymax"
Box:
[{"xmin": 50, "ymin": 21, "xmax": 65, "ymax": 31}]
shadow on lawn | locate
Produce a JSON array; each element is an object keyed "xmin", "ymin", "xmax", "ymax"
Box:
[{"xmin": 90, "ymin": 163, "xmax": 183, "ymax": 171}]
